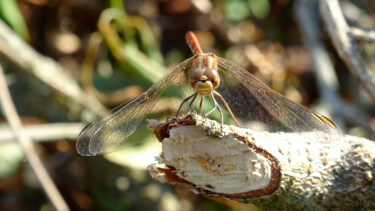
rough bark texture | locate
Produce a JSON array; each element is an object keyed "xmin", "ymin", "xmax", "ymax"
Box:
[{"xmin": 148, "ymin": 114, "xmax": 375, "ymax": 210}]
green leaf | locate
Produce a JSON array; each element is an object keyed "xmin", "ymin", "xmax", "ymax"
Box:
[{"xmin": 0, "ymin": 0, "xmax": 30, "ymax": 41}]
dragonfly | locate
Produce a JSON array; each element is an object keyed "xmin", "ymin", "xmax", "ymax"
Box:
[{"xmin": 77, "ymin": 31, "xmax": 340, "ymax": 156}]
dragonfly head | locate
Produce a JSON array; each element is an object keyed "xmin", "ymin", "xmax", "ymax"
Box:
[
  {"xmin": 190, "ymin": 67, "xmax": 220, "ymax": 95},
  {"xmin": 190, "ymin": 54, "xmax": 220, "ymax": 95}
]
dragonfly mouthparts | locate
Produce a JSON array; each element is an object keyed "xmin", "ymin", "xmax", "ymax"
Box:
[{"xmin": 199, "ymin": 75, "xmax": 208, "ymax": 81}]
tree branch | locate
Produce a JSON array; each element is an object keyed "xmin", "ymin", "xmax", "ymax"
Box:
[
  {"xmin": 0, "ymin": 63, "xmax": 69, "ymax": 211},
  {"xmin": 148, "ymin": 114, "xmax": 375, "ymax": 209}
]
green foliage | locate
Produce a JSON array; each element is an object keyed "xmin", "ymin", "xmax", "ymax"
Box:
[
  {"xmin": 225, "ymin": 0, "xmax": 251, "ymax": 21},
  {"xmin": 0, "ymin": 0, "xmax": 29, "ymax": 41},
  {"xmin": 98, "ymin": 8, "xmax": 166, "ymax": 87},
  {"xmin": 248, "ymin": 0, "xmax": 270, "ymax": 19},
  {"xmin": 224, "ymin": 0, "xmax": 270, "ymax": 20},
  {"xmin": 108, "ymin": 0, "xmax": 125, "ymax": 10}
]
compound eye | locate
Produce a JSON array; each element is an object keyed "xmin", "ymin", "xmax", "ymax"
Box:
[
  {"xmin": 190, "ymin": 68, "xmax": 204, "ymax": 82},
  {"xmin": 190, "ymin": 68, "xmax": 204, "ymax": 88},
  {"xmin": 204, "ymin": 68, "xmax": 220, "ymax": 88},
  {"xmin": 204, "ymin": 68, "xmax": 219, "ymax": 81}
]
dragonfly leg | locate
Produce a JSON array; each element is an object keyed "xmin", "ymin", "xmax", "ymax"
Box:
[
  {"xmin": 213, "ymin": 90, "xmax": 240, "ymax": 127},
  {"xmin": 210, "ymin": 93, "xmax": 224, "ymax": 128},
  {"xmin": 205, "ymin": 94, "xmax": 218, "ymax": 116},
  {"xmin": 188, "ymin": 93, "xmax": 198, "ymax": 110},
  {"xmin": 176, "ymin": 93, "xmax": 197, "ymax": 117},
  {"xmin": 198, "ymin": 95, "xmax": 204, "ymax": 115}
]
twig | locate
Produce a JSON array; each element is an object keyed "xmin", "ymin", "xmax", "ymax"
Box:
[
  {"xmin": 295, "ymin": 0, "xmax": 372, "ymax": 131},
  {"xmin": 350, "ymin": 27, "xmax": 375, "ymax": 43},
  {"xmin": 149, "ymin": 114, "xmax": 375, "ymax": 209},
  {"xmin": 0, "ymin": 19, "xmax": 107, "ymax": 119},
  {"xmin": 295, "ymin": 0, "xmax": 340, "ymax": 118},
  {"xmin": 320, "ymin": 0, "xmax": 375, "ymax": 103},
  {"xmin": 0, "ymin": 63, "xmax": 69, "ymax": 211},
  {"xmin": 0, "ymin": 123, "xmax": 85, "ymax": 143}
]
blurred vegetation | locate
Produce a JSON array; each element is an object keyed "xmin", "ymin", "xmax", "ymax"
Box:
[
  {"xmin": 0, "ymin": 0, "xmax": 374, "ymax": 210},
  {"xmin": 0, "ymin": 0, "xmax": 29, "ymax": 40}
]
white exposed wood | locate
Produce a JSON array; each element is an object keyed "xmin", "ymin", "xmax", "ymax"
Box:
[{"xmin": 157, "ymin": 125, "xmax": 272, "ymax": 194}]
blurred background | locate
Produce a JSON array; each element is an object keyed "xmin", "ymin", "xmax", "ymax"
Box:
[{"xmin": 0, "ymin": 0, "xmax": 374, "ymax": 210}]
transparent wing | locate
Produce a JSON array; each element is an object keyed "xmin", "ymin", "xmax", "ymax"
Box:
[
  {"xmin": 76, "ymin": 58, "xmax": 194, "ymax": 156},
  {"xmin": 216, "ymin": 57, "xmax": 341, "ymax": 145}
]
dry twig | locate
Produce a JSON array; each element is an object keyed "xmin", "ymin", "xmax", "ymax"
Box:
[
  {"xmin": 320, "ymin": 0, "xmax": 375, "ymax": 102},
  {"xmin": 295, "ymin": 0, "xmax": 372, "ymax": 131},
  {"xmin": 350, "ymin": 28, "xmax": 375, "ymax": 43},
  {"xmin": 0, "ymin": 123, "xmax": 85, "ymax": 143},
  {"xmin": 0, "ymin": 63, "xmax": 69, "ymax": 211},
  {"xmin": 295, "ymin": 0, "xmax": 340, "ymax": 117}
]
